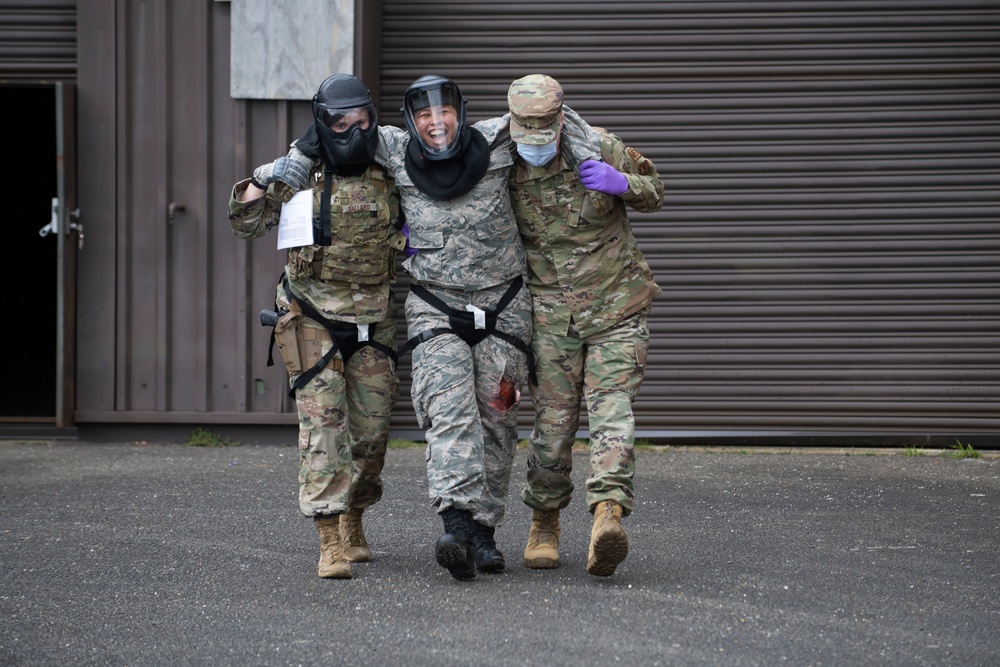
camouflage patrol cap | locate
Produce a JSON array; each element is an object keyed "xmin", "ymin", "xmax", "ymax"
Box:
[{"xmin": 508, "ymin": 74, "xmax": 564, "ymax": 145}]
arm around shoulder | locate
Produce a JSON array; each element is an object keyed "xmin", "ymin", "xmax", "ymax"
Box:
[
  {"xmin": 376, "ymin": 125, "xmax": 407, "ymax": 167},
  {"xmin": 228, "ymin": 177, "xmax": 284, "ymax": 240},
  {"xmin": 604, "ymin": 134, "xmax": 664, "ymax": 213},
  {"xmin": 560, "ymin": 105, "xmax": 602, "ymax": 165}
]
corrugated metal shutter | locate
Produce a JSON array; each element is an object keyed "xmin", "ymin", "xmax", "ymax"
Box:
[
  {"xmin": 381, "ymin": 1, "xmax": 1000, "ymax": 443},
  {"xmin": 0, "ymin": 1, "xmax": 76, "ymax": 80}
]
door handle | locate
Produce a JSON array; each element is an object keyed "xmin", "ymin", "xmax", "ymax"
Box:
[
  {"xmin": 38, "ymin": 197, "xmax": 59, "ymax": 236},
  {"xmin": 168, "ymin": 201, "xmax": 186, "ymax": 224}
]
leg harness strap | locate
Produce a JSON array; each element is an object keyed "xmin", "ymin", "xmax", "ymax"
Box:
[
  {"xmin": 399, "ymin": 275, "xmax": 537, "ymax": 385},
  {"xmin": 267, "ymin": 276, "xmax": 398, "ymax": 397}
]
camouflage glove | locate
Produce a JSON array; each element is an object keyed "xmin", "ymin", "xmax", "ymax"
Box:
[{"xmin": 250, "ymin": 146, "xmax": 313, "ymax": 192}]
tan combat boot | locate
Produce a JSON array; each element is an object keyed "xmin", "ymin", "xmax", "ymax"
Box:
[
  {"xmin": 339, "ymin": 507, "xmax": 371, "ymax": 563},
  {"xmin": 523, "ymin": 509, "xmax": 561, "ymax": 569},
  {"xmin": 315, "ymin": 514, "xmax": 352, "ymax": 579},
  {"xmin": 586, "ymin": 501, "xmax": 628, "ymax": 577}
]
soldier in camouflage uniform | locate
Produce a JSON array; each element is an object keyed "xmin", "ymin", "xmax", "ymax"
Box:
[
  {"xmin": 228, "ymin": 75, "xmax": 404, "ymax": 580},
  {"xmin": 506, "ymin": 74, "xmax": 664, "ymax": 577},
  {"xmin": 370, "ymin": 75, "xmax": 600, "ymax": 581}
]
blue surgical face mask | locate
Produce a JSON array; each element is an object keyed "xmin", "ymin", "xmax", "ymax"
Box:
[{"xmin": 516, "ymin": 141, "xmax": 559, "ymax": 167}]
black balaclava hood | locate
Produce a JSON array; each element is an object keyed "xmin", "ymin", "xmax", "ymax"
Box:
[{"xmin": 404, "ymin": 126, "xmax": 489, "ymax": 200}]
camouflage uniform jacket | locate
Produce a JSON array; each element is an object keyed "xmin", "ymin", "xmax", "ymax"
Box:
[
  {"xmin": 228, "ymin": 164, "xmax": 403, "ymax": 324},
  {"xmin": 375, "ymin": 109, "xmax": 601, "ymax": 291},
  {"xmin": 509, "ymin": 129, "xmax": 664, "ymax": 338},
  {"xmin": 376, "ymin": 118, "xmax": 524, "ymax": 291}
]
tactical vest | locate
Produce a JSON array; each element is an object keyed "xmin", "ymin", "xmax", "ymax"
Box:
[{"xmin": 286, "ymin": 168, "xmax": 399, "ymax": 285}]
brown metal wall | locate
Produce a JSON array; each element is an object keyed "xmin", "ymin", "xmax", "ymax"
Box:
[
  {"xmin": 381, "ymin": 1, "xmax": 1000, "ymax": 442},
  {"xmin": 62, "ymin": 0, "xmax": 1000, "ymax": 443},
  {"xmin": 74, "ymin": 0, "xmax": 388, "ymax": 434},
  {"xmin": 0, "ymin": 0, "xmax": 75, "ymax": 81},
  {"xmin": 76, "ymin": 0, "xmax": 296, "ymax": 428}
]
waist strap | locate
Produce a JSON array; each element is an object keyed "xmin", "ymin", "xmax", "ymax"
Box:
[
  {"xmin": 276, "ymin": 275, "xmax": 398, "ymax": 397},
  {"xmin": 399, "ymin": 276, "xmax": 536, "ymax": 385}
]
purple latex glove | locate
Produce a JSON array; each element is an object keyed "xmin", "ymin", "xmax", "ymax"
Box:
[
  {"xmin": 578, "ymin": 160, "xmax": 629, "ymax": 196},
  {"xmin": 402, "ymin": 222, "xmax": 418, "ymax": 258}
]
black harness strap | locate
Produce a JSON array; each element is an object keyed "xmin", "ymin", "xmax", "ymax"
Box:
[
  {"xmin": 281, "ymin": 278, "xmax": 398, "ymax": 397},
  {"xmin": 265, "ymin": 271, "xmax": 286, "ymax": 368},
  {"xmin": 492, "ymin": 331, "xmax": 536, "ymax": 383},
  {"xmin": 266, "ymin": 328, "xmax": 280, "ymax": 368},
  {"xmin": 399, "ymin": 276, "xmax": 537, "ymax": 385},
  {"xmin": 314, "ymin": 168, "xmax": 334, "ymax": 246}
]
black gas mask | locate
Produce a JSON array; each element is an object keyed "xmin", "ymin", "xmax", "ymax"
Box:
[
  {"xmin": 314, "ymin": 107, "xmax": 379, "ymax": 169},
  {"xmin": 310, "ymin": 74, "xmax": 379, "ymax": 171}
]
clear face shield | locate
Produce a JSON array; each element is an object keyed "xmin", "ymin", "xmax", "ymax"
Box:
[{"xmin": 403, "ymin": 81, "xmax": 466, "ymax": 160}]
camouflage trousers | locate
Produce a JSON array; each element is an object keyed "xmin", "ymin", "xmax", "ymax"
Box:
[
  {"xmin": 405, "ymin": 279, "xmax": 532, "ymax": 527},
  {"xmin": 288, "ymin": 305, "xmax": 399, "ymax": 518},
  {"xmin": 522, "ymin": 311, "xmax": 649, "ymax": 517}
]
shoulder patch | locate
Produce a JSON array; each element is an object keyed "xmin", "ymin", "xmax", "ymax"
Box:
[{"xmin": 627, "ymin": 146, "xmax": 653, "ymax": 176}]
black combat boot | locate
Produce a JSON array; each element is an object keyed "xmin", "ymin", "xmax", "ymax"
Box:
[
  {"xmin": 435, "ymin": 507, "xmax": 476, "ymax": 581},
  {"xmin": 469, "ymin": 521, "xmax": 505, "ymax": 573}
]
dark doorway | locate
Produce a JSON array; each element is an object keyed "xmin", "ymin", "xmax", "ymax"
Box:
[{"xmin": 1, "ymin": 86, "xmax": 58, "ymax": 418}]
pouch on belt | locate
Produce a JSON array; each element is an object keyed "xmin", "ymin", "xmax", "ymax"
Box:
[{"xmin": 273, "ymin": 300, "xmax": 303, "ymax": 375}]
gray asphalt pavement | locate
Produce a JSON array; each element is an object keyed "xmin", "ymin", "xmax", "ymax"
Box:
[{"xmin": 1, "ymin": 440, "xmax": 998, "ymax": 667}]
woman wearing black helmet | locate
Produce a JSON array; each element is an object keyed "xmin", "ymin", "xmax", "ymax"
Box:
[
  {"xmin": 373, "ymin": 75, "xmax": 601, "ymax": 581},
  {"xmin": 228, "ymin": 73, "xmax": 405, "ymax": 581}
]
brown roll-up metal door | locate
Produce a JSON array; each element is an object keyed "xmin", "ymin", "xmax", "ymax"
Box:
[
  {"xmin": 381, "ymin": 1, "xmax": 1000, "ymax": 444},
  {"xmin": 0, "ymin": 1, "xmax": 76, "ymax": 81}
]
